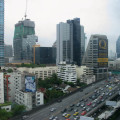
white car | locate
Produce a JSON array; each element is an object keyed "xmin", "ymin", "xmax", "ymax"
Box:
[
  {"xmin": 62, "ymin": 113, "xmax": 67, "ymax": 117},
  {"xmin": 50, "ymin": 108, "xmax": 56, "ymax": 112}
]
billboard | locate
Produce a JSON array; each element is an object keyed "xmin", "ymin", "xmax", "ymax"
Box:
[
  {"xmin": 106, "ymin": 101, "xmax": 117, "ymax": 106},
  {"xmin": 80, "ymin": 116, "xmax": 94, "ymax": 120},
  {"xmin": 25, "ymin": 76, "xmax": 36, "ymax": 92},
  {"xmin": 98, "ymin": 39, "xmax": 108, "ymax": 67}
]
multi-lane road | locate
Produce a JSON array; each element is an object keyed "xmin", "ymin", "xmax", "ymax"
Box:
[{"xmin": 23, "ymin": 77, "xmax": 119, "ymax": 120}]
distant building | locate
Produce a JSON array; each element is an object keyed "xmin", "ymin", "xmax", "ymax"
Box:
[
  {"xmin": 33, "ymin": 47, "xmax": 56, "ymax": 65},
  {"xmin": 57, "ymin": 62, "xmax": 77, "ymax": 83},
  {"xmin": 76, "ymin": 66, "xmax": 95, "ymax": 84},
  {"xmin": 82, "ymin": 34, "xmax": 108, "ymax": 80},
  {"xmin": 116, "ymin": 36, "xmax": 120, "ymax": 58},
  {"xmin": 13, "ymin": 19, "xmax": 38, "ymax": 61},
  {"xmin": 4, "ymin": 45, "xmax": 13, "ymax": 57},
  {"xmin": 15, "ymin": 90, "xmax": 44, "ymax": 111},
  {"xmin": 56, "ymin": 18, "xmax": 85, "ymax": 66},
  {"xmin": 0, "ymin": 0, "xmax": 5, "ymax": 66},
  {"xmin": 17, "ymin": 66, "xmax": 57, "ymax": 80},
  {"xmin": 0, "ymin": 73, "xmax": 4, "ymax": 103}
]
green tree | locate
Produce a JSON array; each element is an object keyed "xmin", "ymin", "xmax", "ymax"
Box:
[
  {"xmin": 0, "ymin": 109, "xmax": 12, "ymax": 120},
  {"xmin": 12, "ymin": 104, "xmax": 25, "ymax": 116},
  {"xmin": 7, "ymin": 69, "xmax": 13, "ymax": 73}
]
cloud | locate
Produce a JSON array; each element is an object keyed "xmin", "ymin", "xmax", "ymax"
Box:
[{"xmin": 4, "ymin": 0, "xmax": 120, "ymax": 52}]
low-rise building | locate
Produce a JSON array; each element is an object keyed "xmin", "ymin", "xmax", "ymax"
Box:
[
  {"xmin": 0, "ymin": 73, "xmax": 4, "ymax": 103},
  {"xmin": 4, "ymin": 72, "xmax": 24, "ymax": 102},
  {"xmin": 17, "ymin": 66, "xmax": 57, "ymax": 80},
  {"xmin": 15, "ymin": 90, "xmax": 44, "ymax": 111},
  {"xmin": 0, "ymin": 102, "xmax": 12, "ymax": 112},
  {"xmin": 57, "ymin": 62, "xmax": 77, "ymax": 83}
]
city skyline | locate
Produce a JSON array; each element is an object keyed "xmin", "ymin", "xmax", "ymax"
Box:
[{"xmin": 5, "ymin": 0, "xmax": 120, "ymax": 52}]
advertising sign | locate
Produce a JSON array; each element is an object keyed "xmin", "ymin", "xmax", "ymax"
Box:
[
  {"xmin": 80, "ymin": 116, "xmax": 94, "ymax": 120},
  {"xmin": 98, "ymin": 39, "xmax": 108, "ymax": 67},
  {"xmin": 106, "ymin": 101, "xmax": 117, "ymax": 106},
  {"xmin": 25, "ymin": 76, "xmax": 36, "ymax": 92}
]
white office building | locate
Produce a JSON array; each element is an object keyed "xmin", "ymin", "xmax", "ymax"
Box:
[
  {"xmin": 0, "ymin": 73, "xmax": 4, "ymax": 103},
  {"xmin": 56, "ymin": 22, "xmax": 72, "ymax": 65},
  {"xmin": 57, "ymin": 62, "xmax": 77, "ymax": 83},
  {"xmin": 15, "ymin": 90, "xmax": 44, "ymax": 111}
]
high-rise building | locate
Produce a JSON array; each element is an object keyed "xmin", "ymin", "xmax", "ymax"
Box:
[
  {"xmin": 67, "ymin": 18, "xmax": 81, "ymax": 66},
  {"xmin": 116, "ymin": 36, "xmax": 120, "ymax": 58},
  {"xmin": 56, "ymin": 22, "xmax": 71, "ymax": 64},
  {"xmin": 56, "ymin": 18, "xmax": 85, "ymax": 66},
  {"xmin": 0, "ymin": 73, "xmax": 4, "ymax": 103},
  {"xmin": 4, "ymin": 45, "xmax": 13, "ymax": 57},
  {"xmin": 80, "ymin": 25, "xmax": 85, "ymax": 62},
  {"xmin": 82, "ymin": 34, "xmax": 108, "ymax": 80},
  {"xmin": 0, "ymin": 0, "xmax": 4, "ymax": 66},
  {"xmin": 33, "ymin": 47, "xmax": 56, "ymax": 65},
  {"xmin": 13, "ymin": 19, "xmax": 37, "ymax": 61}
]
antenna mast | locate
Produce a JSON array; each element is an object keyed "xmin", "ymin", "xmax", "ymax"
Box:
[{"xmin": 24, "ymin": 0, "xmax": 28, "ymax": 19}]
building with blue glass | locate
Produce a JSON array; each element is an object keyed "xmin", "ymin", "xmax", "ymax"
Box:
[{"xmin": 0, "ymin": 0, "xmax": 4, "ymax": 66}]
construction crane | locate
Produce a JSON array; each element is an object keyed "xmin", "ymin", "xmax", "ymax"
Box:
[{"xmin": 24, "ymin": 0, "xmax": 28, "ymax": 19}]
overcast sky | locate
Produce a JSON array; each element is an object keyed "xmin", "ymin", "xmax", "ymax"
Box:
[{"xmin": 5, "ymin": 0, "xmax": 120, "ymax": 52}]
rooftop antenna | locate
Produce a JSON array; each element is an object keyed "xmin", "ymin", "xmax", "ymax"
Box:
[{"xmin": 24, "ymin": 0, "xmax": 28, "ymax": 19}]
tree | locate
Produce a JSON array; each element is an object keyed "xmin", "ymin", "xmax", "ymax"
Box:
[
  {"xmin": 7, "ymin": 69, "xmax": 13, "ymax": 73},
  {"xmin": 0, "ymin": 109, "xmax": 12, "ymax": 120},
  {"xmin": 12, "ymin": 104, "xmax": 25, "ymax": 116}
]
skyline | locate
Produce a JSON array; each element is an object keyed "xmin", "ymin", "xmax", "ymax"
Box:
[{"xmin": 5, "ymin": 0, "xmax": 120, "ymax": 52}]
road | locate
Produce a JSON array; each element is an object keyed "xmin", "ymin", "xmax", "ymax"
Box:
[{"xmin": 24, "ymin": 79, "xmax": 112, "ymax": 120}]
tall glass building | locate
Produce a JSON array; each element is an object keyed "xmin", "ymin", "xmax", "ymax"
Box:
[{"xmin": 0, "ymin": 0, "xmax": 4, "ymax": 66}]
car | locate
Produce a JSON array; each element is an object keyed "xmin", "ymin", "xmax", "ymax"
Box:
[
  {"xmin": 53, "ymin": 116, "xmax": 58, "ymax": 120},
  {"xmin": 66, "ymin": 119, "xmax": 71, "ymax": 120},
  {"xmin": 81, "ymin": 103, "xmax": 85, "ymax": 107},
  {"xmin": 92, "ymin": 104, "xmax": 96, "ymax": 107},
  {"xmin": 65, "ymin": 114, "xmax": 71, "ymax": 118},
  {"xmin": 68, "ymin": 107, "xmax": 73, "ymax": 111},
  {"xmin": 73, "ymin": 112, "xmax": 79, "ymax": 116},
  {"xmin": 22, "ymin": 115, "xmax": 29, "ymax": 119},
  {"xmin": 61, "ymin": 108, "xmax": 67, "ymax": 113},
  {"xmin": 86, "ymin": 108, "xmax": 90, "ymax": 112},
  {"xmin": 80, "ymin": 99, "xmax": 83, "ymax": 102},
  {"xmin": 76, "ymin": 103, "xmax": 80, "ymax": 107},
  {"xmin": 74, "ymin": 109, "xmax": 78, "ymax": 112},
  {"xmin": 82, "ymin": 107, "xmax": 86, "ymax": 111},
  {"xmin": 62, "ymin": 113, "xmax": 67, "ymax": 117},
  {"xmin": 49, "ymin": 115, "xmax": 54, "ymax": 120},
  {"xmin": 81, "ymin": 111, "xmax": 86, "ymax": 116},
  {"xmin": 50, "ymin": 108, "xmax": 56, "ymax": 112},
  {"xmin": 84, "ymin": 99, "xmax": 88, "ymax": 102},
  {"xmin": 70, "ymin": 104, "xmax": 74, "ymax": 107},
  {"xmin": 57, "ymin": 99, "xmax": 62, "ymax": 102},
  {"xmin": 87, "ymin": 102, "xmax": 92, "ymax": 106}
]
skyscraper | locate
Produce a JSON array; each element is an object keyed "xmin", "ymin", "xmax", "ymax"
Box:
[
  {"xmin": 67, "ymin": 18, "xmax": 81, "ymax": 66},
  {"xmin": 56, "ymin": 18, "xmax": 85, "ymax": 66},
  {"xmin": 116, "ymin": 36, "xmax": 120, "ymax": 58},
  {"xmin": 13, "ymin": 19, "xmax": 37, "ymax": 61},
  {"xmin": 0, "ymin": 0, "xmax": 4, "ymax": 66},
  {"xmin": 82, "ymin": 34, "xmax": 108, "ymax": 80},
  {"xmin": 4, "ymin": 45, "xmax": 13, "ymax": 57}
]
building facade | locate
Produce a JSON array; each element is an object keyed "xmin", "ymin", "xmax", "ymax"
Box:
[
  {"xmin": 0, "ymin": 73, "xmax": 4, "ymax": 103},
  {"xmin": 82, "ymin": 34, "xmax": 108, "ymax": 80},
  {"xmin": 4, "ymin": 45, "xmax": 13, "ymax": 57},
  {"xmin": 15, "ymin": 90, "xmax": 44, "ymax": 111},
  {"xmin": 33, "ymin": 47, "xmax": 56, "ymax": 65},
  {"xmin": 56, "ymin": 18, "xmax": 85, "ymax": 66},
  {"xmin": 0, "ymin": 0, "xmax": 4, "ymax": 66},
  {"xmin": 4, "ymin": 72, "xmax": 23, "ymax": 102},
  {"xmin": 13, "ymin": 19, "xmax": 37, "ymax": 61},
  {"xmin": 116, "ymin": 36, "xmax": 120, "ymax": 58},
  {"xmin": 57, "ymin": 62, "xmax": 77, "ymax": 83},
  {"xmin": 17, "ymin": 66, "xmax": 57, "ymax": 80}
]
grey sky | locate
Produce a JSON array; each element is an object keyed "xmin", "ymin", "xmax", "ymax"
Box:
[{"xmin": 5, "ymin": 0, "xmax": 120, "ymax": 52}]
